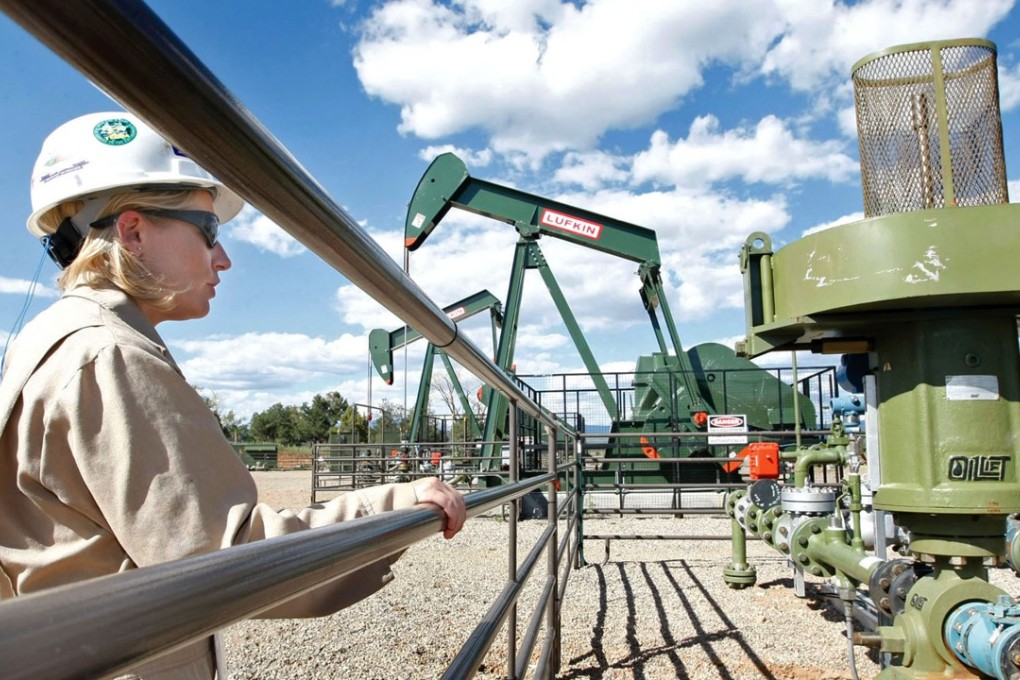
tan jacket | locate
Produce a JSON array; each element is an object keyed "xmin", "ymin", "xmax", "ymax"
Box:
[{"xmin": 0, "ymin": 285, "xmax": 423, "ymax": 678}]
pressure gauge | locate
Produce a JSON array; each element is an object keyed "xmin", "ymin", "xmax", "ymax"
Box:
[{"xmin": 749, "ymin": 479, "xmax": 781, "ymax": 510}]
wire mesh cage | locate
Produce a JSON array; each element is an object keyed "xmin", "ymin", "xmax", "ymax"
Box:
[{"xmin": 852, "ymin": 39, "xmax": 1007, "ymax": 217}]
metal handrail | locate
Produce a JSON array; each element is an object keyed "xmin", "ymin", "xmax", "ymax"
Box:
[
  {"xmin": 0, "ymin": 476, "xmax": 553, "ymax": 680},
  {"xmin": 0, "ymin": 0, "xmax": 571, "ymax": 438}
]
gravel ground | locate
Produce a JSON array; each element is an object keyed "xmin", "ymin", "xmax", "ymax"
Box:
[{"xmin": 221, "ymin": 471, "xmax": 1020, "ymax": 680}]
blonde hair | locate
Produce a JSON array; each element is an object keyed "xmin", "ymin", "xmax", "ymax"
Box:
[{"xmin": 40, "ymin": 190, "xmax": 207, "ymax": 311}]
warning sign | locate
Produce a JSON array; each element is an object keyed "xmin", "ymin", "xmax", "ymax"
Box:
[{"xmin": 708, "ymin": 414, "xmax": 748, "ymax": 445}]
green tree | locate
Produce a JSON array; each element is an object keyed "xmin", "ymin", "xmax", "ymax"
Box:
[
  {"xmin": 367, "ymin": 399, "xmax": 405, "ymax": 444},
  {"xmin": 300, "ymin": 391, "xmax": 349, "ymax": 443},
  {"xmin": 432, "ymin": 374, "xmax": 485, "ymax": 443},
  {"xmin": 337, "ymin": 404, "xmax": 369, "ymax": 444},
  {"xmin": 195, "ymin": 385, "xmax": 250, "ymax": 441},
  {"xmin": 220, "ymin": 409, "xmax": 249, "ymax": 442},
  {"xmin": 250, "ymin": 402, "xmax": 301, "ymax": 444}
]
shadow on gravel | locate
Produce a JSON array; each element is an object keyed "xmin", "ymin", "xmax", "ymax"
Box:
[
  {"xmin": 560, "ymin": 561, "xmax": 775, "ymax": 679},
  {"xmin": 758, "ymin": 577, "xmax": 846, "ymax": 625}
]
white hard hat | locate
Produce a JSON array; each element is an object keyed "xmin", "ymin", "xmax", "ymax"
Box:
[{"xmin": 28, "ymin": 112, "xmax": 244, "ymax": 238}]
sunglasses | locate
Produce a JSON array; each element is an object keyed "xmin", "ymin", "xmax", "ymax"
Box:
[{"xmin": 90, "ymin": 209, "xmax": 221, "ymax": 248}]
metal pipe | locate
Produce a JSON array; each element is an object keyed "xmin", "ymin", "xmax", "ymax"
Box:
[
  {"xmin": 791, "ymin": 351, "xmax": 802, "ymax": 449},
  {"xmin": 847, "ymin": 472, "xmax": 865, "ymax": 552},
  {"xmin": 442, "ymin": 523, "xmax": 556, "ymax": 680},
  {"xmin": 0, "ymin": 476, "xmax": 550, "ymax": 680},
  {"xmin": 579, "ymin": 430, "xmax": 831, "ymax": 440},
  {"xmin": 730, "ymin": 519, "xmax": 749, "ymax": 568},
  {"xmin": 515, "ymin": 576, "xmax": 555, "ymax": 678},
  {"xmin": 583, "ymin": 507, "xmax": 725, "ymax": 515},
  {"xmin": 546, "ymin": 428, "xmax": 561, "ymax": 673},
  {"xmin": 583, "ymin": 482, "xmax": 745, "ymax": 489},
  {"xmin": 792, "ymin": 447, "xmax": 846, "ymax": 488},
  {"xmin": 534, "ymin": 624, "xmax": 557, "ymax": 680},
  {"xmin": 760, "ymin": 252, "xmax": 775, "ymax": 323},
  {"xmin": 806, "ymin": 531, "xmax": 883, "ymax": 585},
  {"xmin": 585, "ymin": 534, "xmax": 750, "ymax": 541},
  {"xmin": 587, "ymin": 454, "xmax": 826, "ymax": 464},
  {"xmin": 576, "ymin": 437, "xmax": 587, "ymax": 567},
  {"xmin": 0, "ymin": 0, "xmax": 564, "ymax": 434},
  {"xmin": 508, "ymin": 404, "xmax": 519, "ymax": 680},
  {"xmin": 560, "ymin": 509, "xmax": 580, "ymax": 585}
]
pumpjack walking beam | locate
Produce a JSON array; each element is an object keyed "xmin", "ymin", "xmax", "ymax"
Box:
[
  {"xmin": 369, "ymin": 290, "xmax": 503, "ymax": 441},
  {"xmin": 404, "ymin": 153, "xmax": 706, "ymax": 466}
]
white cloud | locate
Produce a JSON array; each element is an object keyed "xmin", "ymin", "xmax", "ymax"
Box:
[
  {"xmin": 631, "ymin": 115, "xmax": 858, "ymax": 188},
  {"xmin": 173, "ymin": 332, "xmax": 368, "ymax": 391},
  {"xmin": 560, "ymin": 184, "xmax": 790, "ymax": 257},
  {"xmin": 354, "ymin": 1, "xmax": 784, "ymax": 157},
  {"xmin": 762, "ymin": 0, "xmax": 1015, "ymax": 92},
  {"xmin": 228, "ymin": 206, "xmax": 307, "ymax": 258},
  {"xmin": 751, "ymin": 348, "xmax": 838, "ymax": 372},
  {"xmin": 665, "ymin": 254, "xmax": 745, "ymax": 321},
  {"xmin": 836, "ymin": 104, "xmax": 858, "ymax": 139},
  {"xmin": 419, "ymin": 145, "xmax": 494, "ymax": 167},
  {"xmin": 1001, "ymin": 60, "xmax": 1020, "ymax": 112},
  {"xmin": 552, "ymin": 151, "xmax": 629, "ymax": 189},
  {"xmin": 352, "ymin": 0, "xmax": 1013, "ymax": 160},
  {"xmin": 168, "ymin": 327, "xmax": 425, "ymax": 419},
  {"xmin": 0, "ymin": 276, "xmax": 60, "ymax": 299},
  {"xmin": 801, "ymin": 211, "xmax": 865, "ymax": 237},
  {"xmin": 335, "ymin": 284, "xmax": 406, "ymax": 333},
  {"xmin": 1010, "ymin": 179, "xmax": 1020, "ymax": 201},
  {"xmin": 516, "ymin": 325, "xmax": 569, "ymax": 352}
]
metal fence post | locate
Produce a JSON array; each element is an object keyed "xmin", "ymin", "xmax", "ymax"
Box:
[
  {"xmin": 546, "ymin": 427, "xmax": 560, "ymax": 675},
  {"xmin": 576, "ymin": 434, "xmax": 586, "ymax": 567},
  {"xmin": 507, "ymin": 401, "xmax": 519, "ymax": 680}
]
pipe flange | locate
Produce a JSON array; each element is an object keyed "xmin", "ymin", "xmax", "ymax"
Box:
[
  {"xmin": 723, "ymin": 563, "xmax": 758, "ymax": 590},
  {"xmin": 724, "ymin": 489, "xmax": 746, "ymax": 519},
  {"xmin": 734, "ymin": 494, "xmax": 754, "ymax": 531},
  {"xmin": 773, "ymin": 512, "xmax": 798, "ymax": 555},
  {"xmin": 758, "ymin": 505, "xmax": 785, "ymax": 549},
  {"xmin": 781, "ymin": 486, "xmax": 837, "ymax": 515},
  {"xmin": 868, "ymin": 558, "xmax": 915, "ymax": 617},
  {"xmin": 888, "ymin": 562, "xmax": 933, "ymax": 618},
  {"xmin": 788, "ymin": 517, "xmax": 834, "ymax": 578}
]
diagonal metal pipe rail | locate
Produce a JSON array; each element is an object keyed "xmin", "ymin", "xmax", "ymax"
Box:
[
  {"xmin": 0, "ymin": 475, "xmax": 554, "ymax": 680},
  {"xmin": 0, "ymin": 0, "xmax": 567, "ymax": 434}
]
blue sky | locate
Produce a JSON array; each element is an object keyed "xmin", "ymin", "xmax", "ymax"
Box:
[{"xmin": 2, "ymin": 0, "xmax": 1020, "ymax": 421}]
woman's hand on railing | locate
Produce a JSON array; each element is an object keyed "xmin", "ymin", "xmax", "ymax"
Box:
[{"xmin": 411, "ymin": 477, "xmax": 467, "ymax": 539}]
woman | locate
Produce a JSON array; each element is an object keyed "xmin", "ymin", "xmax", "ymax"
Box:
[{"xmin": 0, "ymin": 112, "xmax": 466, "ymax": 679}]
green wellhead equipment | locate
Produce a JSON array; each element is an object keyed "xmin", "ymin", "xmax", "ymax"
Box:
[{"xmin": 730, "ymin": 38, "xmax": 1020, "ymax": 679}]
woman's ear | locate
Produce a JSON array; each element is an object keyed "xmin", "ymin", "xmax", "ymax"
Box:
[{"xmin": 115, "ymin": 211, "xmax": 144, "ymax": 257}]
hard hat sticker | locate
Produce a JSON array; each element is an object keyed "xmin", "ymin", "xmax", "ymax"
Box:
[{"xmin": 93, "ymin": 119, "xmax": 137, "ymax": 146}]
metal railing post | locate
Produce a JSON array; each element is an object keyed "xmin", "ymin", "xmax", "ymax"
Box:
[
  {"xmin": 546, "ymin": 427, "xmax": 560, "ymax": 676},
  {"xmin": 507, "ymin": 401, "xmax": 519, "ymax": 680},
  {"xmin": 576, "ymin": 434, "xmax": 586, "ymax": 567}
]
